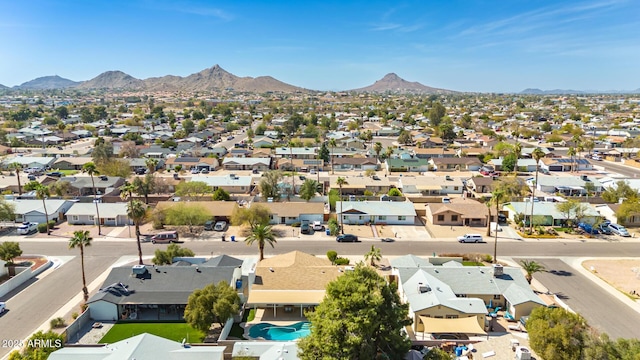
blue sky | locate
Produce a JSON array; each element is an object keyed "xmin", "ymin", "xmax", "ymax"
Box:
[{"xmin": 1, "ymin": 0, "xmax": 639, "ymax": 92}]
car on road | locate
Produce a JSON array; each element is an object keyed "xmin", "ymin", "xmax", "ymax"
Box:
[
  {"xmin": 151, "ymin": 231, "xmax": 179, "ymax": 244},
  {"xmin": 46, "ymin": 171, "xmax": 63, "ymax": 177},
  {"xmin": 608, "ymin": 223, "xmax": 631, "ymax": 237},
  {"xmin": 227, "ymin": 135, "xmax": 234, "ymax": 140},
  {"xmin": 0, "ymin": 302, "xmax": 5, "ymax": 314},
  {"xmin": 17, "ymin": 222, "xmax": 38, "ymax": 235},
  {"xmin": 214, "ymin": 221, "xmax": 227, "ymax": 231},
  {"xmin": 497, "ymin": 213, "xmax": 507, "ymax": 223},
  {"xmin": 336, "ymin": 234, "xmax": 359, "ymax": 242},
  {"xmin": 457, "ymin": 234, "xmax": 483, "ymax": 243}
]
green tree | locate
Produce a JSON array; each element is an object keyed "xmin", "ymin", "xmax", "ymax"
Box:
[
  {"xmin": 388, "ymin": 188, "xmax": 402, "ymax": 196},
  {"xmin": 212, "ymin": 187, "xmax": 231, "ymax": 201},
  {"xmin": 616, "ymin": 199, "xmax": 640, "ymax": 226},
  {"xmin": 364, "ymin": 245, "xmax": 382, "ymax": 267},
  {"xmin": 438, "ymin": 119, "xmax": 456, "ymax": 142},
  {"xmin": 298, "ymin": 265, "xmax": 411, "ymax": 360},
  {"xmin": 8, "ymin": 162, "xmax": 23, "ymax": 195},
  {"xmin": 133, "ymin": 173, "xmax": 156, "ymax": 204},
  {"xmin": 423, "ymin": 347, "xmax": 453, "ymax": 360},
  {"xmin": 602, "ymin": 180, "xmax": 639, "ymax": 203},
  {"xmin": 230, "ymin": 204, "xmax": 271, "ymax": 229},
  {"xmin": 91, "ymin": 138, "xmax": 114, "ymax": 165},
  {"xmin": 528, "ymin": 307, "xmax": 588, "ymax": 360},
  {"xmin": 184, "ymin": 281, "xmax": 241, "ymax": 332},
  {"xmin": 49, "ymin": 180, "xmax": 71, "ymax": 198},
  {"xmin": 336, "ymin": 177, "xmax": 347, "ymax": 234},
  {"xmin": 299, "ymin": 179, "xmax": 319, "ymax": 202},
  {"xmin": 428, "ymin": 102, "xmax": 446, "ymax": 127},
  {"xmin": 0, "ymin": 241, "xmax": 22, "ymax": 265},
  {"xmin": 556, "ymin": 199, "xmax": 580, "ymax": 227},
  {"xmin": 68, "ymin": 230, "xmax": 92, "ymax": 302},
  {"xmin": 183, "ymin": 118, "xmax": 195, "ymax": 135},
  {"xmin": 164, "ymin": 203, "xmax": 209, "ymax": 233},
  {"xmin": 501, "ymin": 153, "xmax": 517, "ymax": 172},
  {"xmin": 519, "ymin": 259, "xmax": 546, "ymax": 284},
  {"xmin": 145, "ymin": 158, "xmax": 158, "ymax": 174},
  {"xmin": 259, "ymin": 170, "xmax": 283, "ymax": 201},
  {"xmin": 567, "ymin": 146, "xmax": 576, "ymax": 173},
  {"xmin": 0, "ymin": 198, "xmax": 16, "ymax": 222},
  {"xmin": 7, "ymin": 330, "xmax": 64, "ymax": 360},
  {"xmin": 175, "ymin": 180, "xmax": 211, "ymax": 200},
  {"xmin": 397, "ymin": 130, "xmax": 413, "ymax": 145},
  {"xmin": 373, "ymin": 142, "xmax": 383, "ymax": 160},
  {"xmin": 152, "ymin": 243, "xmax": 195, "ymax": 265},
  {"xmin": 529, "ymin": 147, "xmax": 546, "ymax": 233},
  {"xmin": 245, "ymin": 223, "xmax": 276, "ymax": 261},
  {"xmin": 127, "ymin": 200, "xmax": 148, "ymax": 265},
  {"xmin": 34, "ymin": 184, "xmax": 51, "ymax": 235},
  {"xmin": 82, "ymin": 162, "xmax": 102, "ymax": 235}
]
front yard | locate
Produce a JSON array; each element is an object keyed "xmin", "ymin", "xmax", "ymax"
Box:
[{"xmin": 99, "ymin": 322, "xmax": 205, "ymax": 344}]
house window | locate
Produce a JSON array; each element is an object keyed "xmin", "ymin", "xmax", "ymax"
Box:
[
  {"xmin": 358, "ymin": 216, "xmax": 364, "ymax": 220},
  {"xmin": 451, "ymin": 215, "xmax": 458, "ymax": 222},
  {"xmin": 398, "ymin": 216, "xmax": 406, "ymax": 221},
  {"xmin": 454, "ymin": 186, "xmax": 459, "ymax": 191},
  {"xmin": 378, "ymin": 215, "xmax": 386, "ymax": 221},
  {"xmin": 437, "ymin": 215, "xmax": 445, "ymax": 221},
  {"xmin": 107, "ymin": 218, "xmax": 115, "ymax": 222},
  {"xmin": 456, "ymin": 294, "xmax": 467, "ymax": 298},
  {"xmin": 493, "ymin": 295, "xmax": 501, "ymax": 300},
  {"xmin": 446, "ymin": 315, "xmax": 459, "ymax": 319},
  {"xmin": 72, "ymin": 216, "xmax": 79, "ymax": 221},
  {"xmin": 89, "ymin": 215, "xmax": 94, "ymax": 221}
]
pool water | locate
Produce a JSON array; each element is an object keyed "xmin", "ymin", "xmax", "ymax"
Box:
[{"xmin": 248, "ymin": 322, "xmax": 311, "ymax": 341}]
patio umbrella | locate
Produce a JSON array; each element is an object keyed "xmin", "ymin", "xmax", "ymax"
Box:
[
  {"xmin": 487, "ymin": 299, "xmax": 493, "ymax": 309},
  {"xmin": 404, "ymin": 350, "xmax": 423, "ymax": 360}
]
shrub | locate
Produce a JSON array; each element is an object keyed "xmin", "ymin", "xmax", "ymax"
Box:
[
  {"xmin": 48, "ymin": 220, "xmax": 56, "ymax": 229},
  {"xmin": 335, "ymin": 257, "xmax": 350, "ymax": 265},
  {"xmin": 328, "ymin": 218, "xmax": 340, "ymax": 235},
  {"xmin": 50, "ymin": 317, "xmax": 66, "ymax": 329},
  {"xmin": 71, "ymin": 312, "xmax": 79, "ymax": 320},
  {"xmin": 38, "ymin": 223, "xmax": 49, "ymax": 233},
  {"xmin": 291, "ymin": 222, "xmax": 301, "ymax": 228},
  {"xmin": 326, "ymin": 250, "xmax": 338, "ymax": 264},
  {"xmin": 482, "ymin": 254, "xmax": 493, "ymax": 263}
]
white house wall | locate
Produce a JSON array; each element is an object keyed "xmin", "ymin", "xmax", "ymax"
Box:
[{"xmin": 342, "ymin": 214, "xmax": 414, "ymax": 225}]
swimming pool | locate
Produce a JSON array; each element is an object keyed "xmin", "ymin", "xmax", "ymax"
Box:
[{"xmin": 248, "ymin": 322, "xmax": 311, "ymax": 341}]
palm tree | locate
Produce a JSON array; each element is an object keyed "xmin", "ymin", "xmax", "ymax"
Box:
[
  {"xmin": 336, "ymin": 177, "xmax": 347, "ymax": 235},
  {"xmin": 519, "ymin": 259, "xmax": 546, "ymax": 284},
  {"xmin": 373, "ymin": 142, "xmax": 382, "ymax": 161},
  {"xmin": 82, "ymin": 162, "xmax": 102, "ymax": 235},
  {"xmin": 513, "ymin": 142, "xmax": 522, "ymax": 174},
  {"xmin": 567, "ymin": 147, "xmax": 576, "ymax": 173},
  {"xmin": 127, "ymin": 200, "xmax": 147, "ymax": 265},
  {"xmin": 120, "ymin": 180, "xmax": 136, "ymax": 206},
  {"xmin": 364, "ymin": 245, "xmax": 382, "ymax": 267},
  {"xmin": 289, "ymin": 140, "xmax": 296, "ymax": 200},
  {"xmin": 529, "ymin": 147, "xmax": 546, "ymax": 233},
  {"xmin": 145, "ymin": 158, "xmax": 158, "ymax": 174},
  {"xmin": 68, "ymin": 230, "xmax": 92, "ymax": 302},
  {"xmin": 245, "ymin": 223, "xmax": 277, "ymax": 261},
  {"xmin": 491, "ymin": 188, "xmax": 505, "ymax": 264},
  {"xmin": 8, "ymin": 162, "xmax": 23, "ymax": 195},
  {"xmin": 34, "ymin": 184, "xmax": 51, "ymax": 235},
  {"xmin": 58, "ymin": 122, "xmax": 66, "ymax": 145},
  {"xmin": 328, "ymin": 138, "xmax": 337, "ymax": 175}
]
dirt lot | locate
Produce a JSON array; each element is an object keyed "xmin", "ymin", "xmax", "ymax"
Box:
[{"xmin": 583, "ymin": 259, "xmax": 640, "ymax": 297}]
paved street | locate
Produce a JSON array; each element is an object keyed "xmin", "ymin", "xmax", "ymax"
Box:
[{"xmin": 2, "ymin": 238, "xmax": 640, "ymax": 358}]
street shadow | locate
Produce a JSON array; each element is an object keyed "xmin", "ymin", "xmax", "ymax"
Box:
[
  {"xmin": 549, "ymin": 269, "xmax": 573, "ymax": 276},
  {"xmin": 554, "ymin": 292, "xmax": 570, "ymax": 300}
]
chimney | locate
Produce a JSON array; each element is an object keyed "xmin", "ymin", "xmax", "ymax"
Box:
[{"xmin": 493, "ymin": 264, "xmax": 504, "ymax": 277}]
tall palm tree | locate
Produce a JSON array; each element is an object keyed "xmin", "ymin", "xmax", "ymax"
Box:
[
  {"xmin": 364, "ymin": 245, "xmax": 382, "ymax": 267},
  {"xmin": 82, "ymin": 162, "xmax": 102, "ymax": 235},
  {"xmin": 34, "ymin": 184, "xmax": 51, "ymax": 235},
  {"xmin": 8, "ymin": 162, "xmax": 23, "ymax": 195},
  {"xmin": 245, "ymin": 223, "xmax": 277, "ymax": 261},
  {"xmin": 120, "ymin": 180, "xmax": 136, "ymax": 206},
  {"xmin": 491, "ymin": 188, "xmax": 505, "ymax": 264},
  {"xmin": 567, "ymin": 147, "xmax": 576, "ymax": 173},
  {"xmin": 127, "ymin": 200, "xmax": 147, "ymax": 265},
  {"xmin": 373, "ymin": 142, "xmax": 382, "ymax": 161},
  {"xmin": 145, "ymin": 158, "xmax": 158, "ymax": 174},
  {"xmin": 519, "ymin": 259, "xmax": 546, "ymax": 284},
  {"xmin": 289, "ymin": 140, "xmax": 296, "ymax": 200},
  {"xmin": 329, "ymin": 138, "xmax": 337, "ymax": 175},
  {"xmin": 513, "ymin": 142, "xmax": 522, "ymax": 174},
  {"xmin": 336, "ymin": 177, "xmax": 347, "ymax": 235},
  {"xmin": 529, "ymin": 147, "xmax": 546, "ymax": 233},
  {"xmin": 68, "ymin": 230, "xmax": 92, "ymax": 302}
]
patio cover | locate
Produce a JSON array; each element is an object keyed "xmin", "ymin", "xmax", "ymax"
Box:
[
  {"xmin": 247, "ymin": 290, "xmax": 326, "ymax": 305},
  {"xmin": 419, "ymin": 316, "xmax": 486, "ymax": 335},
  {"xmin": 416, "ymin": 185, "xmax": 442, "ymax": 190}
]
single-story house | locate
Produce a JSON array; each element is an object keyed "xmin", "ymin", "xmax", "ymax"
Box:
[
  {"xmin": 328, "ymin": 175, "xmax": 392, "ymax": 195},
  {"xmin": 425, "ymin": 199, "xmax": 490, "ymax": 227},
  {"xmin": 198, "ymin": 175, "xmax": 254, "ymax": 194},
  {"xmin": 2, "ymin": 156, "xmax": 56, "ymax": 170},
  {"xmin": 165, "ymin": 157, "xmax": 219, "ymax": 171},
  {"xmin": 489, "ymin": 158, "xmax": 538, "ymax": 172},
  {"xmin": 386, "ymin": 158, "xmax": 430, "ymax": 173},
  {"xmin": 332, "ymin": 157, "xmax": 378, "ymax": 171},
  {"xmin": 539, "ymin": 158, "xmax": 593, "ymax": 172},
  {"xmin": 258, "ymin": 202, "xmax": 325, "ymax": 225},
  {"xmin": 8, "ymin": 199, "xmax": 74, "ymax": 224},
  {"xmin": 53, "ymin": 157, "xmax": 92, "ymax": 171},
  {"xmin": 49, "ymin": 333, "xmax": 225, "ymax": 360},
  {"xmin": 413, "ymin": 147, "xmax": 457, "ymax": 159},
  {"xmin": 68, "ymin": 175, "xmax": 125, "ymax": 197},
  {"xmin": 87, "ymin": 257, "xmax": 244, "ymax": 321},
  {"xmin": 222, "ymin": 157, "xmax": 271, "ymax": 171},
  {"xmin": 467, "ymin": 177, "xmax": 495, "ymax": 198},
  {"xmin": 252, "ymin": 136, "xmax": 276, "ymax": 148},
  {"xmin": 430, "ymin": 157, "xmax": 483, "ymax": 171},
  {"xmin": 66, "ymin": 202, "xmax": 132, "ymax": 226},
  {"xmin": 275, "ymin": 147, "xmax": 317, "ymax": 159},
  {"xmin": 276, "ymin": 158, "xmax": 324, "ymax": 172},
  {"xmin": 398, "ymin": 175, "xmax": 464, "ymax": 196},
  {"xmin": 336, "ymin": 201, "xmax": 416, "ymax": 225},
  {"xmin": 503, "ymin": 201, "xmax": 601, "ymax": 226},
  {"xmin": 531, "ymin": 175, "xmax": 603, "ymax": 196}
]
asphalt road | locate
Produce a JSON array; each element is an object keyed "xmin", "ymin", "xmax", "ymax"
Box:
[
  {"xmin": 2, "ymin": 238, "xmax": 640, "ymax": 357},
  {"xmin": 526, "ymin": 258, "xmax": 640, "ymax": 340}
]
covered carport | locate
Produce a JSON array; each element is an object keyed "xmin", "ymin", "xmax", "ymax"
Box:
[{"xmin": 418, "ymin": 316, "xmax": 486, "ymax": 340}]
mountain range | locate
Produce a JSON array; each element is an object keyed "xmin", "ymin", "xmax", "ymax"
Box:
[
  {"xmin": 4, "ymin": 66, "xmax": 452, "ymax": 94},
  {"xmin": 520, "ymin": 88, "xmax": 640, "ymax": 95}
]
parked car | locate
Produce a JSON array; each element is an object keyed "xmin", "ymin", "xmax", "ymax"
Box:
[
  {"xmin": 27, "ymin": 174, "xmax": 36, "ymax": 181},
  {"xmin": 592, "ymin": 154, "xmax": 602, "ymax": 161},
  {"xmin": 151, "ymin": 231, "xmax": 179, "ymax": 244},
  {"xmin": 204, "ymin": 220, "xmax": 215, "ymax": 231},
  {"xmin": 578, "ymin": 222, "xmax": 599, "ymax": 235},
  {"xmin": 312, "ymin": 221, "xmax": 325, "ymax": 231},
  {"xmin": 200, "ymin": 168, "xmax": 210, "ymax": 174},
  {"xmin": 381, "ymin": 237, "xmax": 395, "ymax": 242},
  {"xmin": 214, "ymin": 221, "xmax": 227, "ymax": 231},
  {"xmin": 300, "ymin": 220, "xmax": 310, "ymax": 234},
  {"xmin": 17, "ymin": 222, "xmax": 38, "ymax": 235},
  {"xmin": 45, "ymin": 171, "xmax": 63, "ymax": 177},
  {"xmin": 497, "ymin": 213, "xmax": 507, "ymax": 223},
  {"xmin": 190, "ymin": 168, "xmax": 200, "ymax": 174},
  {"xmin": 457, "ymin": 234, "xmax": 483, "ymax": 243},
  {"xmin": 608, "ymin": 223, "xmax": 631, "ymax": 237},
  {"xmin": 336, "ymin": 234, "xmax": 359, "ymax": 242},
  {"xmin": 598, "ymin": 224, "xmax": 612, "ymax": 235},
  {"xmin": 134, "ymin": 168, "xmax": 147, "ymax": 175},
  {"xmin": 0, "ymin": 302, "xmax": 5, "ymax": 314}
]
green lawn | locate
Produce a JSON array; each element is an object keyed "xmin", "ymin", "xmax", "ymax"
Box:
[
  {"xmin": 99, "ymin": 322, "xmax": 205, "ymax": 344},
  {"xmin": 462, "ymin": 261, "xmax": 485, "ymax": 266},
  {"xmin": 58, "ymin": 169, "xmax": 79, "ymax": 175}
]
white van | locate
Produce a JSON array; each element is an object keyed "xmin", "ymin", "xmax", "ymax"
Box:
[{"xmin": 457, "ymin": 234, "xmax": 483, "ymax": 243}]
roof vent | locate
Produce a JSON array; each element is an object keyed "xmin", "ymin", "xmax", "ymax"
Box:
[
  {"xmin": 493, "ymin": 264, "xmax": 504, "ymax": 277},
  {"xmin": 132, "ymin": 265, "xmax": 147, "ymax": 275},
  {"xmin": 417, "ymin": 282, "xmax": 431, "ymax": 293}
]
